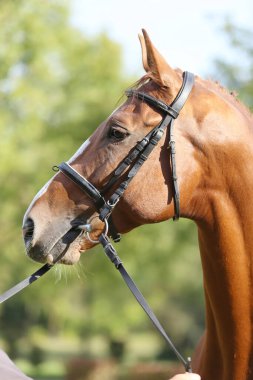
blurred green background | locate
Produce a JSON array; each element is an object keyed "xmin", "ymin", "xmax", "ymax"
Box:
[{"xmin": 0, "ymin": 1, "xmax": 252, "ymax": 379}]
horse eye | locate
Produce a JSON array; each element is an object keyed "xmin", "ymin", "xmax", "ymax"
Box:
[{"xmin": 108, "ymin": 126, "xmax": 129, "ymax": 141}]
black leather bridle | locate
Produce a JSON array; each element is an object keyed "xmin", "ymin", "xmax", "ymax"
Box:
[
  {"xmin": 0, "ymin": 71, "xmax": 195, "ymax": 373},
  {"xmin": 58, "ymin": 71, "xmax": 195, "ymax": 240}
]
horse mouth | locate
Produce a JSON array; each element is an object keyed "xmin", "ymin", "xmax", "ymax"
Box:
[
  {"xmin": 26, "ymin": 227, "xmax": 85, "ymax": 265},
  {"xmin": 23, "ymin": 214, "xmax": 103, "ymax": 265}
]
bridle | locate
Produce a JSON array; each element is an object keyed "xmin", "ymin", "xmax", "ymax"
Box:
[
  {"xmin": 0, "ymin": 71, "xmax": 195, "ymax": 373},
  {"xmin": 57, "ymin": 71, "xmax": 195, "ymax": 241}
]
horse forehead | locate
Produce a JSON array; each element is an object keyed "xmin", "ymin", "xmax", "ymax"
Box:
[{"xmin": 112, "ymin": 102, "xmax": 160, "ymax": 126}]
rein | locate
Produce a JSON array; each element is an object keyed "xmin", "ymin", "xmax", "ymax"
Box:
[
  {"xmin": 98, "ymin": 233, "xmax": 192, "ymax": 372},
  {"xmin": 0, "ymin": 71, "xmax": 195, "ymax": 373},
  {"xmin": 0, "ymin": 264, "xmax": 53, "ymax": 304}
]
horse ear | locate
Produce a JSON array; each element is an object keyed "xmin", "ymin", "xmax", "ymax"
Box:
[
  {"xmin": 138, "ymin": 32, "xmax": 149, "ymax": 73},
  {"xmin": 139, "ymin": 29, "xmax": 180, "ymax": 92}
]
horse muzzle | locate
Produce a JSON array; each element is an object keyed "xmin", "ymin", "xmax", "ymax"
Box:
[{"xmin": 22, "ymin": 215, "xmax": 84, "ymax": 264}]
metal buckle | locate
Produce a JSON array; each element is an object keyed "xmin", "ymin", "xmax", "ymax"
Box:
[{"xmin": 79, "ymin": 216, "xmax": 109, "ymax": 244}]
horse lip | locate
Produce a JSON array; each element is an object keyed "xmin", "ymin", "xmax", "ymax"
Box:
[
  {"xmin": 47, "ymin": 227, "xmax": 83, "ymax": 263},
  {"xmin": 46, "ymin": 254, "xmax": 54, "ymax": 265},
  {"xmin": 26, "ymin": 226, "xmax": 82, "ymax": 264}
]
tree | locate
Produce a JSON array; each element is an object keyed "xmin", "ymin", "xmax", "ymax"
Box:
[
  {"xmin": 0, "ymin": 0, "xmax": 128, "ymax": 357},
  {"xmin": 213, "ymin": 21, "xmax": 253, "ymax": 109}
]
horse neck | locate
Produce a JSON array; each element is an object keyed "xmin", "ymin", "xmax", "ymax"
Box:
[{"xmin": 194, "ymin": 114, "xmax": 253, "ymax": 380}]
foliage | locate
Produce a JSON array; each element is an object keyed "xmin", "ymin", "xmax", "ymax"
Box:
[
  {"xmin": 0, "ymin": 0, "xmax": 129, "ymax": 357},
  {"xmin": 213, "ymin": 21, "xmax": 253, "ymax": 110}
]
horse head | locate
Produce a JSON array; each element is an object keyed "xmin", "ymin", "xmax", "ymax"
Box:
[{"xmin": 23, "ymin": 29, "xmax": 249, "ymax": 267}]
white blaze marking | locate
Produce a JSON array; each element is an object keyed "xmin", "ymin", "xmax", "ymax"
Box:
[
  {"xmin": 24, "ymin": 138, "xmax": 92, "ymax": 223},
  {"xmin": 23, "ymin": 177, "xmax": 55, "ymax": 223},
  {"xmin": 33, "ymin": 179, "xmax": 52, "ymax": 201},
  {"xmin": 68, "ymin": 138, "xmax": 91, "ymax": 164}
]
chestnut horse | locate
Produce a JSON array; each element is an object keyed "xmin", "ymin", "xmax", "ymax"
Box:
[{"xmin": 23, "ymin": 30, "xmax": 253, "ymax": 380}]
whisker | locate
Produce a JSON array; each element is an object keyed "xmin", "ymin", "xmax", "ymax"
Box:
[
  {"xmin": 73, "ymin": 262, "xmax": 85, "ymax": 281},
  {"xmin": 63, "ymin": 265, "xmax": 68, "ymax": 284},
  {"xmin": 54, "ymin": 265, "xmax": 62, "ymax": 283}
]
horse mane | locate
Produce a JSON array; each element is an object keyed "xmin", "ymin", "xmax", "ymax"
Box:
[{"xmin": 196, "ymin": 75, "xmax": 253, "ymax": 121}]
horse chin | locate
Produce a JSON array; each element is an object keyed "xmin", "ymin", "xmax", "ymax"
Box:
[
  {"xmin": 51, "ymin": 235, "xmax": 96, "ymax": 265},
  {"xmin": 57, "ymin": 238, "xmax": 95, "ymax": 265},
  {"xmin": 57, "ymin": 249, "xmax": 81, "ymax": 265},
  {"xmin": 79, "ymin": 238, "xmax": 96, "ymax": 252}
]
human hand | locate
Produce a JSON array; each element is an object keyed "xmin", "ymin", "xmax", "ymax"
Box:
[{"xmin": 169, "ymin": 373, "xmax": 201, "ymax": 380}]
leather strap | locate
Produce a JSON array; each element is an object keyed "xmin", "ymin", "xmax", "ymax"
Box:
[
  {"xmin": 124, "ymin": 71, "xmax": 194, "ymax": 221},
  {"xmin": 99, "ymin": 233, "xmax": 192, "ymax": 373},
  {"xmin": 58, "ymin": 162, "xmax": 106, "ymax": 210},
  {"xmin": 171, "ymin": 71, "xmax": 195, "ymax": 113},
  {"xmin": 0, "ymin": 264, "xmax": 53, "ymax": 304},
  {"xmin": 125, "ymin": 90, "xmax": 179, "ymax": 119},
  {"xmin": 56, "ymin": 163, "xmax": 121, "ymax": 242},
  {"xmin": 99, "ymin": 121, "xmax": 169, "ymax": 221},
  {"xmin": 169, "ymin": 119, "xmax": 180, "ymax": 220}
]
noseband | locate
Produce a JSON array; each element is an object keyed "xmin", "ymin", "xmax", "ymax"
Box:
[{"xmin": 57, "ymin": 71, "xmax": 195, "ymax": 241}]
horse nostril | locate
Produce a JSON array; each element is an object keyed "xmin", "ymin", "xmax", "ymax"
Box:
[{"xmin": 23, "ymin": 217, "xmax": 35, "ymax": 247}]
